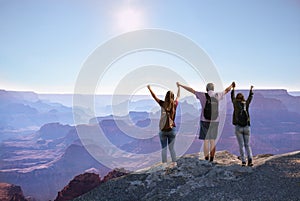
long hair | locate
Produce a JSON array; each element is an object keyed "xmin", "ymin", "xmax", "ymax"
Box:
[
  {"xmin": 163, "ymin": 90, "xmax": 175, "ymax": 118},
  {"xmin": 236, "ymin": 93, "xmax": 245, "ymax": 102}
]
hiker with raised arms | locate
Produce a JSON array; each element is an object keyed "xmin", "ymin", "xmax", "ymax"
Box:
[
  {"xmin": 147, "ymin": 83, "xmax": 180, "ymax": 168},
  {"xmin": 177, "ymin": 82, "xmax": 234, "ymax": 162},
  {"xmin": 231, "ymin": 83, "xmax": 254, "ymax": 166}
]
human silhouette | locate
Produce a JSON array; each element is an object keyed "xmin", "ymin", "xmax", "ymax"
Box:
[
  {"xmin": 177, "ymin": 82, "xmax": 234, "ymax": 162},
  {"xmin": 231, "ymin": 83, "xmax": 254, "ymax": 166},
  {"xmin": 147, "ymin": 83, "xmax": 180, "ymax": 167}
]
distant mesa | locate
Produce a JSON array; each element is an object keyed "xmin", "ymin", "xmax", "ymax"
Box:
[
  {"xmin": 0, "ymin": 89, "xmax": 74, "ymax": 130},
  {"xmin": 135, "ymin": 118, "xmax": 151, "ymax": 127},
  {"xmin": 0, "ymin": 183, "xmax": 27, "ymax": 201},
  {"xmin": 38, "ymin": 122, "xmax": 73, "ymax": 140},
  {"xmin": 0, "ymin": 89, "xmax": 39, "ymax": 103},
  {"xmin": 129, "ymin": 111, "xmax": 149, "ymax": 122}
]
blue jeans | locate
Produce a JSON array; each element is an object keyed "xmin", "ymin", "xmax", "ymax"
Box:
[
  {"xmin": 235, "ymin": 126, "xmax": 253, "ymax": 163},
  {"xmin": 159, "ymin": 127, "xmax": 176, "ymax": 163}
]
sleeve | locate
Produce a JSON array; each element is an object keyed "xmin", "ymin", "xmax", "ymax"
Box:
[
  {"xmin": 231, "ymin": 89, "xmax": 236, "ymax": 103},
  {"xmin": 246, "ymin": 90, "xmax": 254, "ymax": 105},
  {"xmin": 195, "ymin": 91, "xmax": 201, "ymax": 100},
  {"xmin": 158, "ymin": 100, "xmax": 164, "ymax": 107},
  {"xmin": 174, "ymin": 100, "xmax": 178, "ymax": 110},
  {"xmin": 217, "ymin": 91, "xmax": 225, "ymax": 100}
]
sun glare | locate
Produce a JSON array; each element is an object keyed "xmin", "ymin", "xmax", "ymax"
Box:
[{"xmin": 115, "ymin": 6, "xmax": 145, "ymax": 32}]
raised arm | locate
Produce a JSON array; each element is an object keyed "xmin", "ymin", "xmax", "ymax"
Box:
[
  {"xmin": 246, "ymin": 85, "xmax": 254, "ymax": 105},
  {"xmin": 224, "ymin": 82, "xmax": 235, "ymax": 94},
  {"xmin": 147, "ymin": 85, "xmax": 160, "ymax": 103},
  {"xmin": 231, "ymin": 82, "xmax": 236, "ymax": 102},
  {"xmin": 177, "ymin": 82, "xmax": 195, "ymax": 94},
  {"xmin": 175, "ymin": 82, "xmax": 181, "ymax": 102}
]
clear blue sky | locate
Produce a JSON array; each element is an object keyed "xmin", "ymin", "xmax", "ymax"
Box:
[{"xmin": 0, "ymin": 0, "xmax": 299, "ymax": 93}]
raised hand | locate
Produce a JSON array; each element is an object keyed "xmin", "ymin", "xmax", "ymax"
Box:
[{"xmin": 232, "ymin": 82, "xmax": 236, "ymax": 88}]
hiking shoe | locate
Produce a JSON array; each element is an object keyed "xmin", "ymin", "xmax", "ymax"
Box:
[
  {"xmin": 210, "ymin": 157, "xmax": 214, "ymax": 162},
  {"xmin": 160, "ymin": 163, "xmax": 168, "ymax": 171},
  {"xmin": 242, "ymin": 162, "xmax": 246, "ymax": 166},
  {"xmin": 169, "ymin": 162, "xmax": 177, "ymax": 169},
  {"xmin": 248, "ymin": 159, "xmax": 253, "ymax": 167},
  {"xmin": 205, "ymin": 156, "xmax": 209, "ymax": 161}
]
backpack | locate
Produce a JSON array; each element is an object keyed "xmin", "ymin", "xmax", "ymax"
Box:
[
  {"xmin": 204, "ymin": 93, "xmax": 219, "ymax": 120},
  {"xmin": 159, "ymin": 108, "xmax": 174, "ymax": 132},
  {"xmin": 236, "ymin": 102, "xmax": 248, "ymax": 127}
]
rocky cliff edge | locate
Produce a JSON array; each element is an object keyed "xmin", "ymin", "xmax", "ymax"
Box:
[{"xmin": 74, "ymin": 150, "xmax": 300, "ymax": 201}]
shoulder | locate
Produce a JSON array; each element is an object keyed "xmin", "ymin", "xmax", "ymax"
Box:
[
  {"xmin": 158, "ymin": 100, "xmax": 164, "ymax": 106},
  {"xmin": 208, "ymin": 90, "xmax": 225, "ymax": 100},
  {"xmin": 195, "ymin": 91, "xmax": 205, "ymax": 99}
]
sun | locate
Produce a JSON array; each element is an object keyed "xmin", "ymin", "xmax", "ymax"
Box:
[{"xmin": 115, "ymin": 6, "xmax": 145, "ymax": 32}]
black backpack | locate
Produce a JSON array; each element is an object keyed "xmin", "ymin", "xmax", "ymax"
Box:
[
  {"xmin": 204, "ymin": 93, "xmax": 219, "ymax": 120},
  {"xmin": 236, "ymin": 102, "xmax": 248, "ymax": 127}
]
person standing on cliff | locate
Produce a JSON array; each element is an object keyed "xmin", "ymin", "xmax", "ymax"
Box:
[
  {"xmin": 177, "ymin": 82, "xmax": 234, "ymax": 162},
  {"xmin": 231, "ymin": 83, "xmax": 254, "ymax": 166},
  {"xmin": 147, "ymin": 83, "xmax": 180, "ymax": 168}
]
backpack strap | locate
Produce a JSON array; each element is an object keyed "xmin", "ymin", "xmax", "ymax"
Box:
[{"xmin": 205, "ymin": 93, "xmax": 210, "ymax": 100}]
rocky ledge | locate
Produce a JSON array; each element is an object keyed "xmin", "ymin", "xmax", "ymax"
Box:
[{"xmin": 74, "ymin": 150, "xmax": 300, "ymax": 201}]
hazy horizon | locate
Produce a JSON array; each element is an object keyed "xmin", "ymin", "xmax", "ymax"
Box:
[{"xmin": 2, "ymin": 88, "xmax": 300, "ymax": 95}]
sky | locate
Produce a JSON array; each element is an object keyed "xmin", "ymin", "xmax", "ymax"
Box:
[{"xmin": 0, "ymin": 0, "xmax": 300, "ymax": 94}]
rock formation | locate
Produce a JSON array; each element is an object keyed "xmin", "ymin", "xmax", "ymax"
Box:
[
  {"xmin": 54, "ymin": 172, "xmax": 101, "ymax": 201},
  {"xmin": 101, "ymin": 168, "xmax": 130, "ymax": 183},
  {"xmin": 54, "ymin": 168, "xmax": 130, "ymax": 201},
  {"xmin": 73, "ymin": 150, "xmax": 300, "ymax": 201},
  {"xmin": 0, "ymin": 183, "xmax": 27, "ymax": 201}
]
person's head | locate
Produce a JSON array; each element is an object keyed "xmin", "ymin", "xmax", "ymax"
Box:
[
  {"xmin": 236, "ymin": 93, "xmax": 245, "ymax": 101},
  {"xmin": 206, "ymin": 83, "xmax": 214, "ymax": 92},
  {"xmin": 164, "ymin": 90, "xmax": 175, "ymax": 116},
  {"xmin": 164, "ymin": 90, "xmax": 174, "ymax": 103}
]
